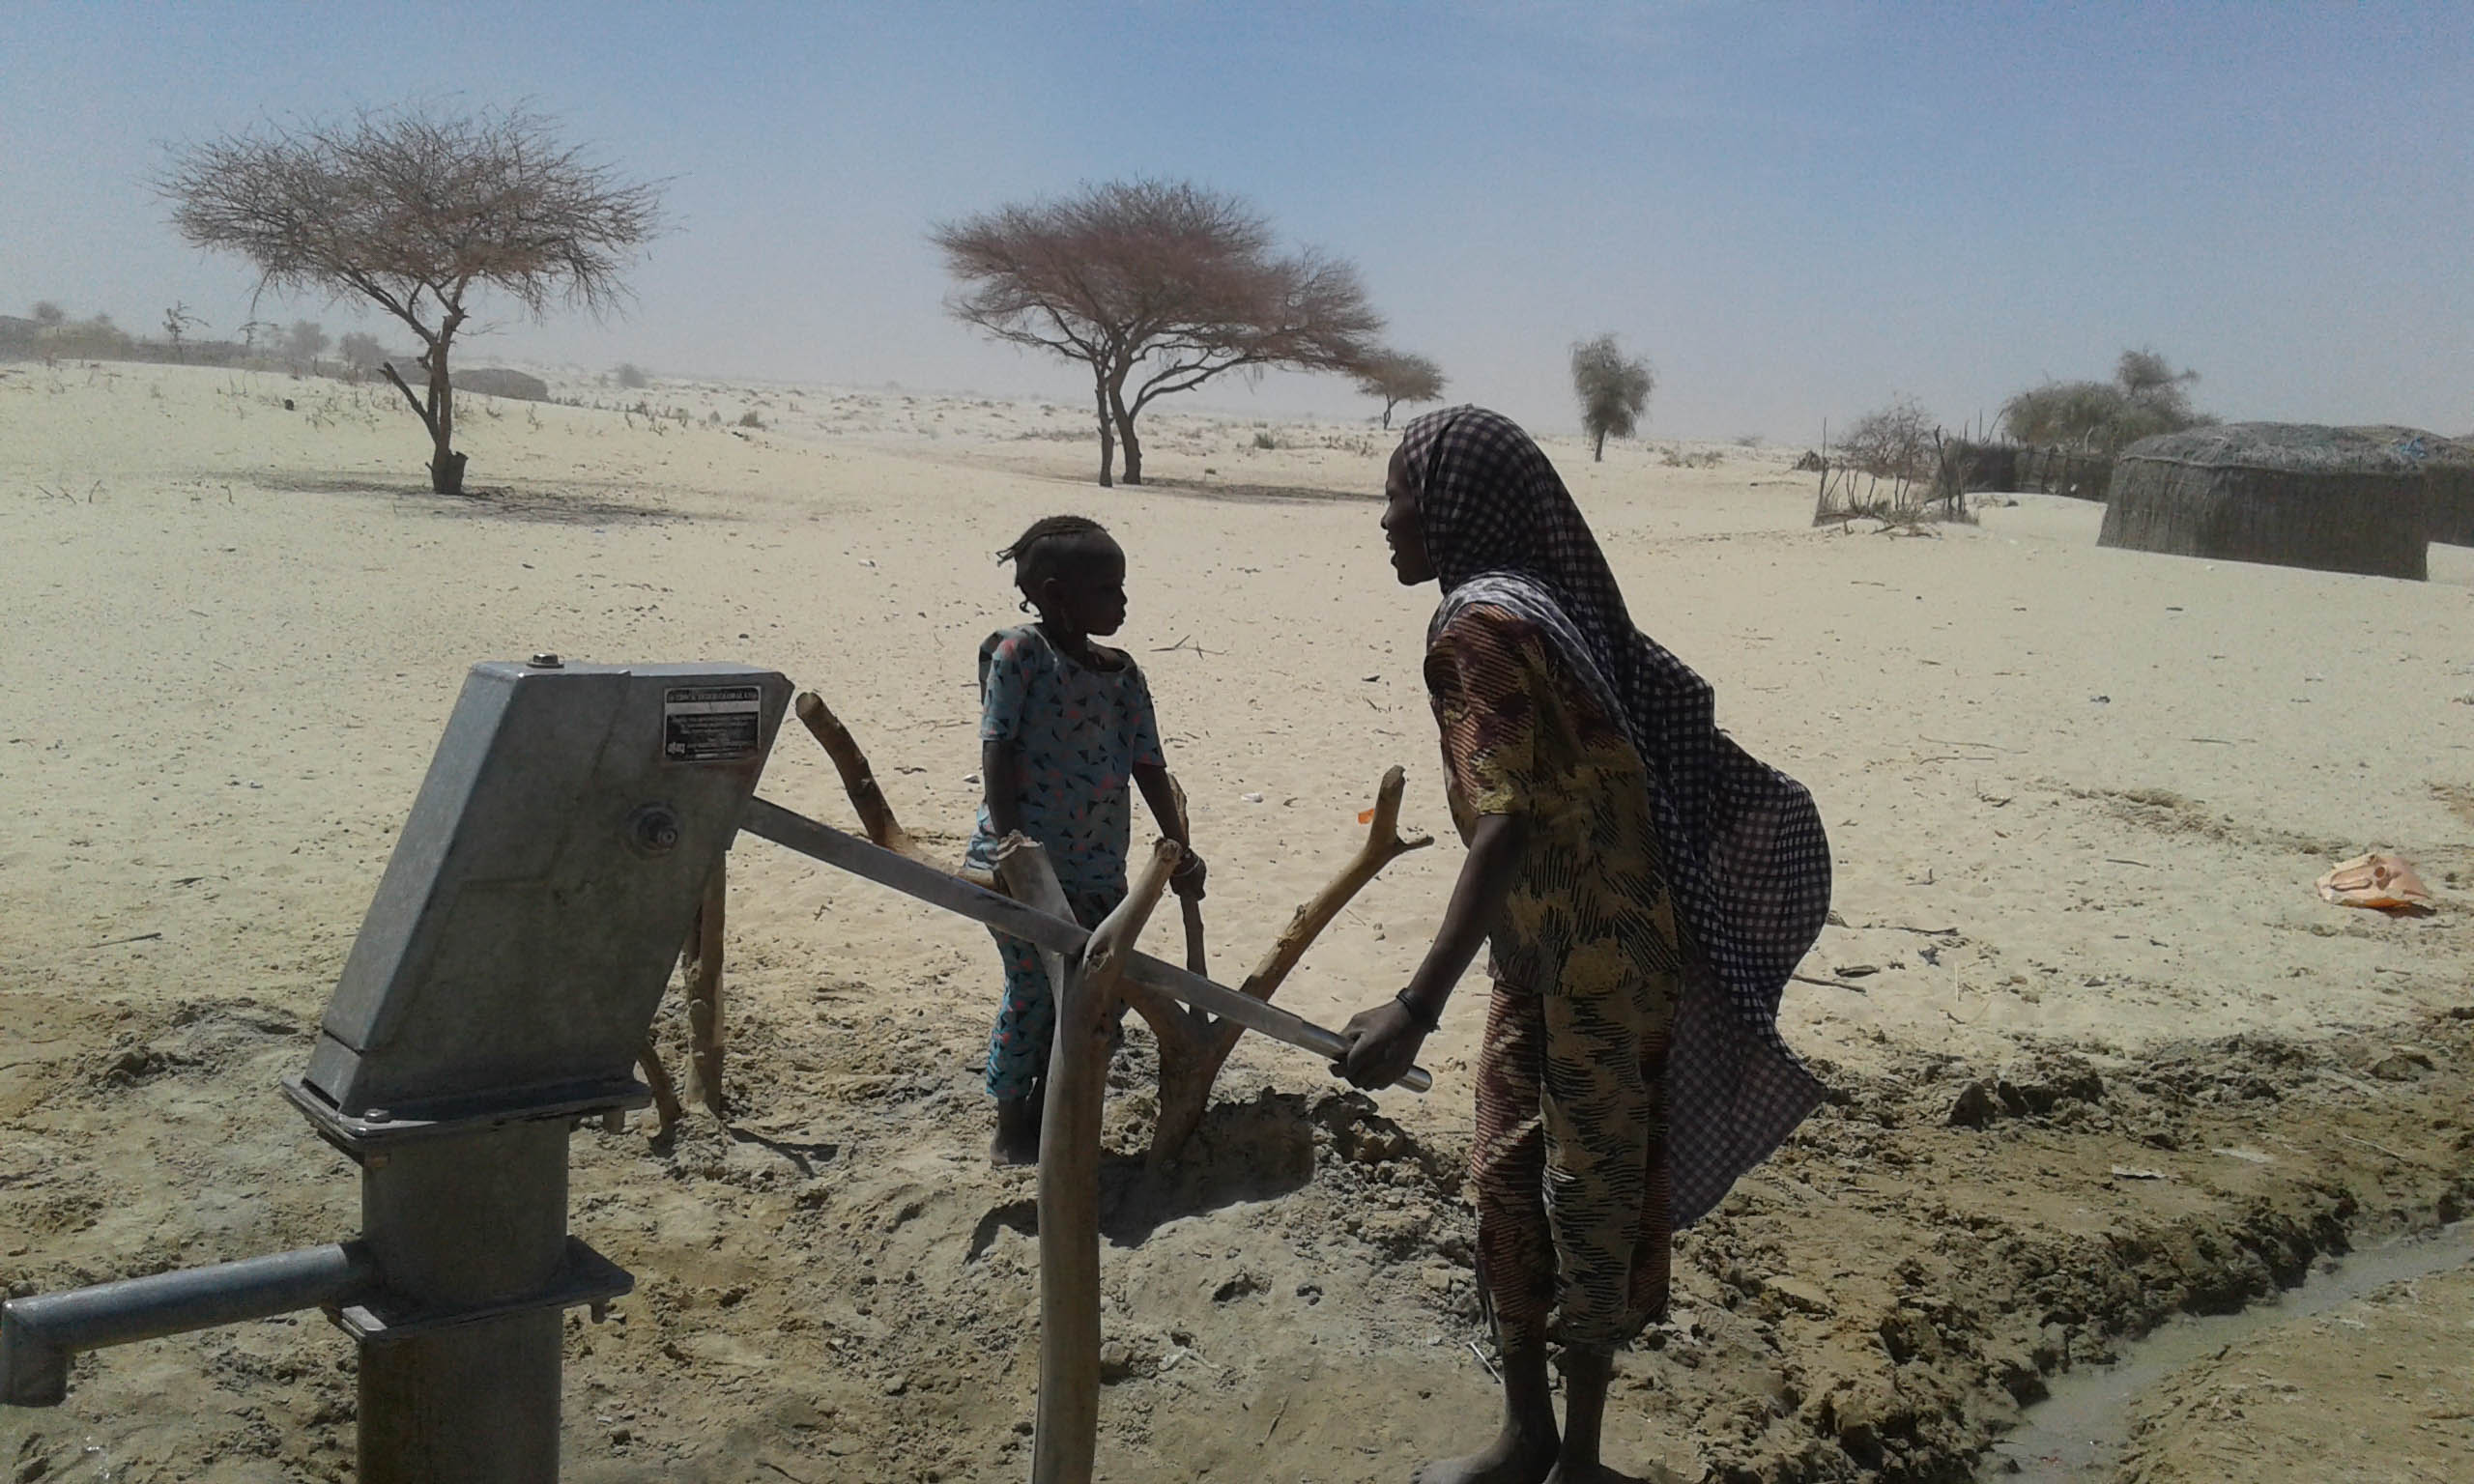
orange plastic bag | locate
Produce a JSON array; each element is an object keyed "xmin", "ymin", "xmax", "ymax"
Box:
[{"xmin": 2316, "ymin": 852, "xmax": 2435, "ymax": 915}]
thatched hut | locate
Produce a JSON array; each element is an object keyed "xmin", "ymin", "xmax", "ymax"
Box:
[
  {"xmin": 2100, "ymin": 423, "xmax": 2431, "ymax": 581},
  {"xmin": 2439, "ymin": 443, "xmax": 2474, "ymax": 548},
  {"xmin": 449, "ymin": 366, "xmax": 551, "ymax": 402},
  {"xmin": 2345, "ymin": 425, "xmax": 2474, "ymax": 548}
]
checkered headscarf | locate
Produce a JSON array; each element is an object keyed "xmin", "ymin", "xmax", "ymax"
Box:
[{"xmin": 1398, "ymin": 405, "xmax": 1832, "ymax": 1226}]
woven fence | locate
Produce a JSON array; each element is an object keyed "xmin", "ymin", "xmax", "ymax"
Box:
[{"xmin": 2098, "ymin": 423, "xmax": 2431, "ymax": 581}]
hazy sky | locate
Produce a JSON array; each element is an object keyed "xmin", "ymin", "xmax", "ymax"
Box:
[{"xmin": 5, "ymin": 3, "xmax": 2468, "ymax": 440}]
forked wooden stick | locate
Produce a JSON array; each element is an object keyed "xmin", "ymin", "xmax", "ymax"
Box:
[
  {"xmin": 794, "ymin": 690, "xmax": 995, "ymax": 887},
  {"xmin": 637, "ymin": 1035, "xmax": 685, "ymax": 1131},
  {"xmin": 994, "ymin": 838, "xmax": 1085, "ymax": 1482},
  {"xmin": 639, "ymin": 852, "xmax": 726, "ymax": 1130},
  {"xmin": 683, "ymin": 853, "xmax": 728, "ymax": 1117},
  {"xmin": 1121, "ymin": 765, "xmax": 1431, "ymax": 1163},
  {"xmin": 1004, "ymin": 834, "xmax": 1181, "ymax": 1484},
  {"xmin": 794, "ymin": 691, "xmax": 924, "ymax": 861}
]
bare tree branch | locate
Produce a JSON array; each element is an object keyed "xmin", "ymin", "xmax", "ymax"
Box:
[{"xmin": 378, "ymin": 360, "xmax": 438, "ymax": 436}]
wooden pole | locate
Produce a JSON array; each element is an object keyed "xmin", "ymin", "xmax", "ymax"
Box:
[
  {"xmin": 993, "ymin": 838, "xmax": 1084, "ymax": 1483},
  {"xmin": 683, "ymin": 853, "xmax": 728, "ymax": 1117},
  {"xmin": 1003, "ymin": 835, "xmax": 1180, "ymax": 1484}
]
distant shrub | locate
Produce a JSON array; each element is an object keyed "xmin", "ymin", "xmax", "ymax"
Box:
[
  {"xmin": 284, "ymin": 320, "xmax": 329, "ymax": 369},
  {"xmin": 2000, "ymin": 349, "xmax": 2210, "ymax": 456},
  {"xmin": 1570, "ymin": 332, "xmax": 1654, "ymax": 462},
  {"xmin": 737, "ymin": 410, "xmax": 763, "ymax": 428},
  {"xmin": 1251, "ymin": 431, "xmax": 1276, "ymax": 449},
  {"xmin": 615, "ymin": 362, "xmax": 650, "ymax": 389},
  {"xmin": 51, "ymin": 314, "xmax": 135, "ymax": 359}
]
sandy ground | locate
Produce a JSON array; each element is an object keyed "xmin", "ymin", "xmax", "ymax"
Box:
[{"xmin": 1, "ymin": 359, "xmax": 2469, "ymax": 1481}]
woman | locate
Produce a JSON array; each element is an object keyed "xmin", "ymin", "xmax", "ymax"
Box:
[{"xmin": 1338, "ymin": 407, "xmax": 1829, "ymax": 1484}]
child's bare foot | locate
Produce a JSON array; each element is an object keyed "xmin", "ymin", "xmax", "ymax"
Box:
[
  {"xmin": 991, "ymin": 1095, "xmax": 1040, "ymax": 1165},
  {"xmin": 1411, "ymin": 1426, "xmax": 1558, "ymax": 1484}
]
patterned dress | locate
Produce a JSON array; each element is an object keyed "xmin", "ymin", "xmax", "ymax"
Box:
[
  {"xmin": 1396, "ymin": 407, "xmax": 1829, "ymax": 1231},
  {"xmin": 1428, "ymin": 602, "xmax": 1684, "ymax": 1352},
  {"xmin": 966, "ymin": 625, "xmax": 1165, "ymax": 1099}
]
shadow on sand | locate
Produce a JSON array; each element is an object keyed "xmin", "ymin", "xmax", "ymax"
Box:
[
  {"xmin": 249, "ymin": 469, "xmax": 694, "ymax": 526},
  {"xmin": 1137, "ymin": 475, "xmax": 1380, "ymax": 507}
]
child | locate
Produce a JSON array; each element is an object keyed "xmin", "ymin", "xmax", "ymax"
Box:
[{"xmin": 965, "ymin": 514, "xmax": 1205, "ymax": 1164}]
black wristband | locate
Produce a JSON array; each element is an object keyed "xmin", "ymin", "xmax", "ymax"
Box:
[{"xmin": 1394, "ymin": 988, "xmax": 1439, "ymax": 1033}]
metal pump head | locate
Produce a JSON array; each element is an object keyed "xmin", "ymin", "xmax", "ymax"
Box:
[{"xmin": 298, "ymin": 662, "xmax": 791, "ymax": 1124}]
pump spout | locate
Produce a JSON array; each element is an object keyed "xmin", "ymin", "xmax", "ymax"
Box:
[{"xmin": 2, "ymin": 1242, "xmax": 372, "ymax": 1407}]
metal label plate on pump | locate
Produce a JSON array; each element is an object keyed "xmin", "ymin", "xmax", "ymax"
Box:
[{"xmin": 663, "ymin": 685, "xmax": 763, "ymax": 762}]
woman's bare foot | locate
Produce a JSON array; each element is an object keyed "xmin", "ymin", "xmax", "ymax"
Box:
[
  {"xmin": 1411, "ymin": 1425, "xmax": 1559, "ymax": 1484},
  {"xmin": 1539, "ymin": 1346, "xmax": 1665, "ymax": 1483},
  {"xmin": 990, "ymin": 1095, "xmax": 1040, "ymax": 1165}
]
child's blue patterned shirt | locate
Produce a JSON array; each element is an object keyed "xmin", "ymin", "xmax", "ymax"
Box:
[{"xmin": 964, "ymin": 625, "xmax": 1165, "ymax": 893}]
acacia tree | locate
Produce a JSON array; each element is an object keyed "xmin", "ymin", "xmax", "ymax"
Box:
[
  {"xmin": 1570, "ymin": 333, "xmax": 1654, "ymax": 461},
  {"xmin": 163, "ymin": 105, "xmax": 661, "ymax": 494},
  {"xmin": 1354, "ymin": 348, "xmax": 1446, "ymax": 430},
  {"xmin": 933, "ymin": 179, "xmax": 1383, "ymax": 486}
]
